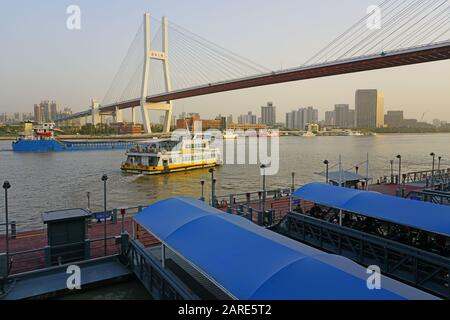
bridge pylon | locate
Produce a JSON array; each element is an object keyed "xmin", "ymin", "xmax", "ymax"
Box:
[{"xmin": 140, "ymin": 14, "xmax": 173, "ymax": 134}]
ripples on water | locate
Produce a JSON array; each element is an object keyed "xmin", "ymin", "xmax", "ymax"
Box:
[{"xmin": 0, "ymin": 134, "xmax": 449, "ymax": 230}]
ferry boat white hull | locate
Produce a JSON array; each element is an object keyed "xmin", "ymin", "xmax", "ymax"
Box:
[{"xmin": 121, "ymin": 136, "xmax": 222, "ymax": 175}]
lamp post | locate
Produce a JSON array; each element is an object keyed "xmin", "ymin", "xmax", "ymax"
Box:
[
  {"xmin": 86, "ymin": 192, "xmax": 91, "ymax": 211},
  {"xmin": 438, "ymin": 156, "xmax": 441, "ymax": 171},
  {"xmin": 260, "ymin": 164, "xmax": 267, "ymax": 212},
  {"xmin": 323, "ymin": 160, "xmax": 329, "ymax": 184},
  {"xmin": 430, "ymin": 152, "xmax": 435, "ymax": 188},
  {"xmin": 3, "ymin": 181, "xmax": 11, "ymax": 276},
  {"xmin": 101, "ymin": 174, "xmax": 108, "ymax": 256},
  {"xmin": 291, "ymin": 172, "xmax": 295, "ymax": 193},
  {"xmin": 209, "ymin": 168, "xmax": 216, "ymax": 207},
  {"xmin": 390, "ymin": 160, "xmax": 394, "ymax": 183},
  {"xmin": 396, "ymin": 155, "xmax": 402, "ymax": 184},
  {"xmin": 200, "ymin": 180, "xmax": 205, "ymax": 202}
]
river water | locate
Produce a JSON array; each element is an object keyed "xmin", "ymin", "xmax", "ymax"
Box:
[{"xmin": 0, "ymin": 134, "xmax": 449, "ymax": 230}]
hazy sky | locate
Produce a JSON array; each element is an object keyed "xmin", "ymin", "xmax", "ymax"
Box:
[{"xmin": 0, "ymin": 0, "xmax": 449, "ymax": 122}]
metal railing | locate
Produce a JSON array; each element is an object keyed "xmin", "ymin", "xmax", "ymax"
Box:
[
  {"xmin": 407, "ymin": 189, "xmax": 450, "ymax": 206},
  {"xmin": 128, "ymin": 239, "xmax": 198, "ymax": 300},
  {"xmin": 278, "ymin": 212, "xmax": 450, "ymax": 298},
  {"xmin": 3, "ymin": 235, "xmax": 124, "ymax": 276}
]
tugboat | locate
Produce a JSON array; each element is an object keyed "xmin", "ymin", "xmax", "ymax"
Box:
[{"xmin": 121, "ymin": 134, "xmax": 222, "ymax": 174}]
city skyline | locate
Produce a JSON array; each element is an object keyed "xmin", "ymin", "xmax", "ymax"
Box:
[{"xmin": 0, "ymin": 0, "xmax": 449, "ymax": 123}]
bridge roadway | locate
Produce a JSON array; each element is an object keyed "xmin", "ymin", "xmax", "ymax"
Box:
[{"xmin": 60, "ymin": 41, "xmax": 450, "ymax": 121}]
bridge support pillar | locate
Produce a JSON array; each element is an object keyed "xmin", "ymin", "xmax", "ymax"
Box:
[
  {"xmin": 91, "ymin": 99, "xmax": 101, "ymax": 126},
  {"xmin": 131, "ymin": 107, "xmax": 136, "ymax": 124},
  {"xmin": 140, "ymin": 14, "xmax": 173, "ymax": 134},
  {"xmin": 114, "ymin": 106, "xmax": 123, "ymax": 123}
]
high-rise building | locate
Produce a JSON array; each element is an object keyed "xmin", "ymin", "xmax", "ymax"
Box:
[
  {"xmin": 348, "ymin": 110, "xmax": 355, "ymax": 128},
  {"xmin": 325, "ymin": 111, "xmax": 334, "ymax": 126},
  {"xmin": 261, "ymin": 102, "xmax": 276, "ymax": 126},
  {"xmin": 34, "ymin": 104, "xmax": 43, "ymax": 123},
  {"xmin": 355, "ymin": 89, "xmax": 384, "ymax": 128},
  {"xmin": 285, "ymin": 106, "xmax": 318, "ymax": 130},
  {"xmin": 286, "ymin": 112, "xmax": 295, "ymax": 129},
  {"xmin": 50, "ymin": 101, "xmax": 60, "ymax": 121},
  {"xmin": 238, "ymin": 111, "xmax": 257, "ymax": 125},
  {"xmin": 333, "ymin": 104, "xmax": 355, "ymax": 128},
  {"xmin": 384, "ymin": 111, "xmax": 404, "ymax": 127}
]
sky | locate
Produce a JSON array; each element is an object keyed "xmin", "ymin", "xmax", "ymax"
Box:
[{"xmin": 0, "ymin": 0, "xmax": 449, "ymax": 122}]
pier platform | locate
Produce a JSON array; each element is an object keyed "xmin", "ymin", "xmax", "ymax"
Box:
[{"xmin": 0, "ymin": 215, "xmax": 159, "ymax": 275}]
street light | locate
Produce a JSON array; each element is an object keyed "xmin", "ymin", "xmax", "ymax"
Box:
[
  {"xmin": 209, "ymin": 168, "xmax": 216, "ymax": 207},
  {"xmin": 291, "ymin": 172, "xmax": 295, "ymax": 193},
  {"xmin": 438, "ymin": 156, "xmax": 442, "ymax": 171},
  {"xmin": 200, "ymin": 180, "xmax": 205, "ymax": 202},
  {"xmin": 101, "ymin": 174, "xmax": 108, "ymax": 256},
  {"xmin": 430, "ymin": 152, "xmax": 435, "ymax": 188},
  {"xmin": 86, "ymin": 192, "xmax": 91, "ymax": 211},
  {"xmin": 390, "ymin": 160, "xmax": 394, "ymax": 183},
  {"xmin": 3, "ymin": 181, "xmax": 11, "ymax": 276},
  {"xmin": 396, "ymin": 155, "xmax": 402, "ymax": 184},
  {"xmin": 323, "ymin": 160, "xmax": 329, "ymax": 184},
  {"xmin": 260, "ymin": 164, "xmax": 267, "ymax": 212}
]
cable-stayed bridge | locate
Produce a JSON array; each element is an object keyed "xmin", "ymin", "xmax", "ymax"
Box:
[{"xmin": 57, "ymin": 0, "xmax": 450, "ymax": 133}]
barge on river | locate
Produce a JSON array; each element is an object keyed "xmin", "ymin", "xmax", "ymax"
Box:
[{"xmin": 12, "ymin": 122, "xmax": 134, "ymax": 152}]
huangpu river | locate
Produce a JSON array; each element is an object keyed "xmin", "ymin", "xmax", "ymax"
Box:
[{"xmin": 1, "ymin": 133, "xmax": 449, "ymax": 230}]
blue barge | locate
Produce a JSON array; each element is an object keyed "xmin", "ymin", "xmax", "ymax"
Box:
[
  {"xmin": 12, "ymin": 121, "xmax": 135, "ymax": 152},
  {"xmin": 12, "ymin": 139, "xmax": 133, "ymax": 152}
]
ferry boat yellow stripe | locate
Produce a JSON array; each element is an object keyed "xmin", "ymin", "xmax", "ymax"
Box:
[{"xmin": 121, "ymin": 159, "xmax": 219, "ymax": 174}]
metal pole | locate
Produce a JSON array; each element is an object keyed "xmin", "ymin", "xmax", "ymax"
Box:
[
  {"xmin": 339, "ymin": 155, "xmax": 342, "ymax": 187},
  {"xmin": 438, "ymin": 156, "xmax": 441, "ymax": 171},
  {"xmin": 3, "ymin": 181, "xmax": 11, "ymax": 276},
  {"xmin": 430, "ymin": 153, "xmax": 435, "ymax": 188},
  {"xmin": 102, "ymin": 174, "xmax": 108, "ymax": 256},
  {"xmin": 323, "ymin": 160, "xmax": 329, "ymax": 184},
  {"xmin": 397, "ymin": 155, "xmax": 402, "ymax": 184},
  {"xmin": 291, "ymin": 172, "xmax": 295, "ymax": 193},
  {"xmin": 200, "ymin": 180, "xmax": 205, "ymax": 201},
  {"xmin": 366, "ymin": 152, "xmax": 369, "ymax": 190},
  {"xmin": 390, "ymin": 160, "xmax": 394, "ymax": 183},
  {"xmin": 209, "ymin": 169, "xmax": 215, "ymax": 206},
  {"xmin": 86, "ymin": 192, "xmax": 90, "ymax": 210},
  {"xmin": 261, "ymin": 165, "xmax": 266, "ymax": 212}
]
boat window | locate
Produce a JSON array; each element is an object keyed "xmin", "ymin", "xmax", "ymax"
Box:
[{"xmin": 149, "ymin": 157, "xmax": 159, "ymax": 166}]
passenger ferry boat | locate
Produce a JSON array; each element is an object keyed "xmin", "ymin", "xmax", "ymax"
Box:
[{"xmin": 121, "ymin": 135, "xmax": 222, "ymax": 174}]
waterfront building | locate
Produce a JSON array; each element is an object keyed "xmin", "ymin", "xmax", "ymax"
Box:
[
  {"xmin": 325, "ymin": 111, "xmax": 335, "ymax": 126},
  {"xmin": 261, "ymin": 102, "xmax": 276, "ymax": 126},
  {"xmin": 238, "ymin": 111, "xmax": 257, "ymax": 125},
  {"xmin": 355, "ymin": 89, "xmax": 384, "ymax": 128},
  {"xmin": 34, "ymin": 104, "xmax": 43, "ymax": 123},
  {"xmin": 286, "ymin": 111, "xmax": 295, "ymax": 129},
  {"xmin": 384, "ymin": 110, "xmax": 404, "ymax": 128},
  {"xmin": 176, "ymin": 115, "xmax": 226, "ymax": 131},
  {"xmin": 285, "ymin": 107, "xmax": 318, "ymax": 130}
]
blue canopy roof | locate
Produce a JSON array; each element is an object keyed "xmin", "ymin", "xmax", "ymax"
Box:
[
  {"xmin": 316, "ymin": 171, "xmax": 370, "ymax": 183},
  {"xmin": 134, "ymin": 197, "xmax": 435, "ymax": 300},
  {"xmin": 293, "ymin": 182, "xmax": 450, "ymax": 237}
]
